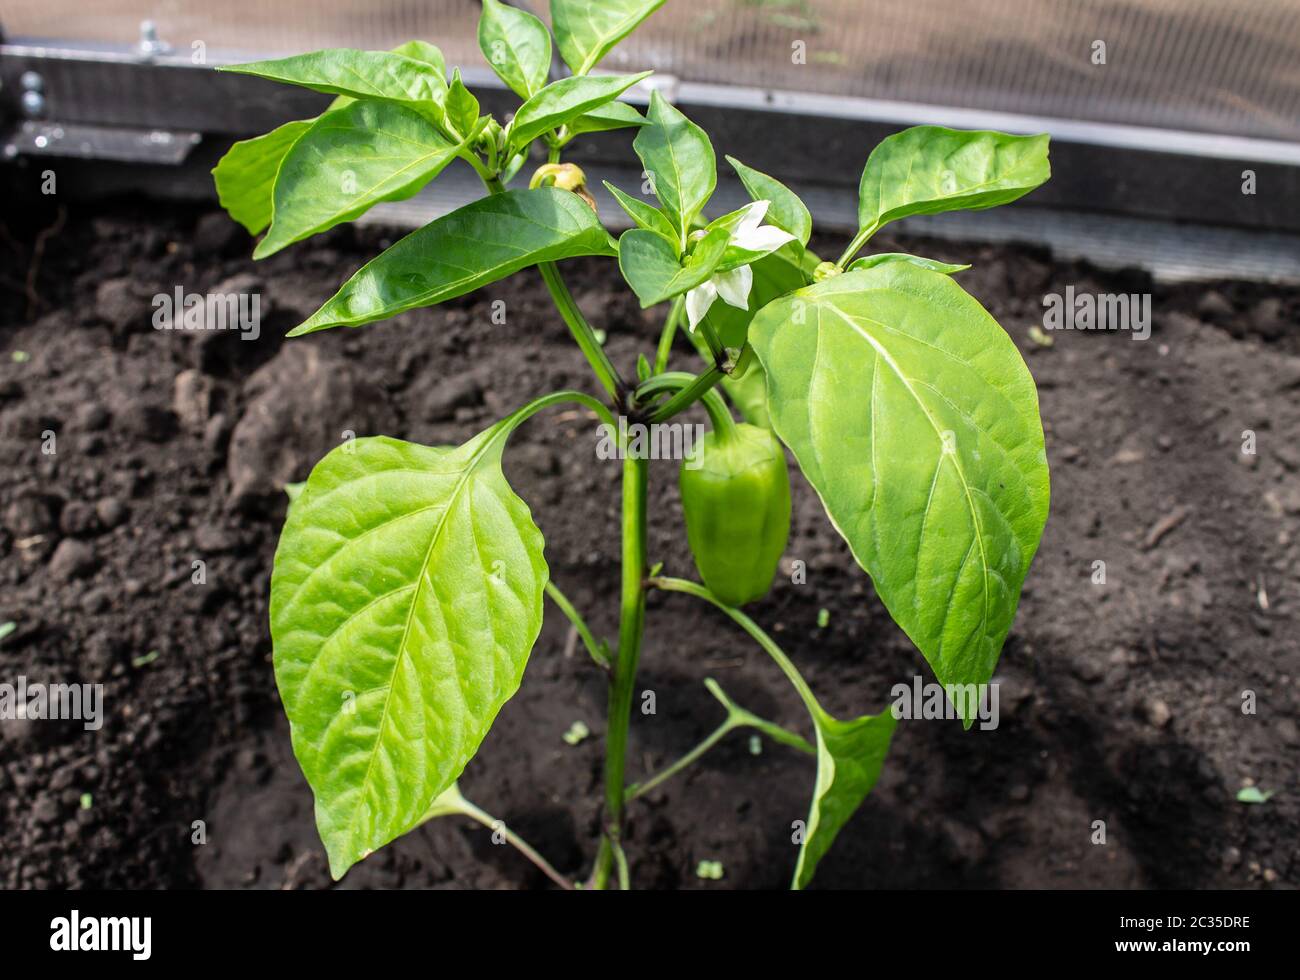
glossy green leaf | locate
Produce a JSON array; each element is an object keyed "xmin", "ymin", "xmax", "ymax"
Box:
[
  {"xmin": 255, "ymin": 101, "xmax": 464, "ymax": 259},
  {"xmin": 749, "ymin": 264, "xmax": 1050, "ymax": 724},
  {"xmin": 219, "ymin": 48, "xmax": 448, "ymax": 112},
  {"xmin": 551, "ymin": 0, "xmax": 665, "ymax": 75},
  {"xmin": 634, "ymin": 91, "xmax": 716, "ymax": 245},
  {"xmin": 446, "ymin": 69, "xmax": 481, "ymax": 140},
  {"xmin": 726, "ymin": 155, "xmax": 812, "ymax": 247},
  {"xmin": 270, "ymin": 426, "xmax": 548, "ymax": 878},
  {"xmin": 794, "ymin": 706, "xmax": 896, "ymax": 889},
  {"xmin": 212, "ymin": 120, "xmax": 312, "ymax": 235},
  {"xmin": 478, "ymin": 0, "xmax": 551, "ymax": 99},
  {"xmin": 618, "ymin": 226, "xmax": 728, "ymax": 307},
  {"xmin": 849, "ymin": 253, "xmax": 970, "ymax": 275},
  {"xmin": 509, "ymin": 71, "xmax": 650, "ymax": 152},
  {"xmin": 292, "ymin": 188, "xmax": 616, "ymax": 334},
  {"xmin": 857, "ymin": 126, "xmax": 1050, "ymax": 233},
  {"xmin": 602, "ymin": 180, "xmax": 676, "ymax": 241},
  {"xmin": 565, "ymin": 101, "xmax": 646, "ymax": 138}
]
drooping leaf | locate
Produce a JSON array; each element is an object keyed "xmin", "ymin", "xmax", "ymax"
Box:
[
  {"xmin": 478, "ymin": 0, "xmax": 552, "ymax": 99},
  {"xmin": 725, "ymin": 155, "xmax": 812, "ymax": 247},
  {"xmin": 291, "ymin": 188, "xmax": 616, "ymax": 334},
  {"xmin": 617, "ymin": 226, "xmax": 728, "ymax": 307},
  {"xmin": 662, "ymin": 577, "xmax": 894, "ymax": 890},
  {"xmin": 255, "ymin": 100, "xmax": 464, "ymax": 259},
  {"xmin": 445, "ymin": 69, "xmax": 481, "ymax": 140},
  {"xmin": 849, "ymin": 252, "xmax": 970, "ymax": 275},
  {"xmin": 212, "ymin": 120, "xmax": 313, "ymax": 235},
  {"xmin": 749, "ymin": 263, "xmax": 1050, "ymax": 724},
  {"xmin": 551, "ymin": 0, "xmax": 665, "ymax": 75},
  {"xmin": 602, "ymin": 180, "xmax": 676, "ymax": 242},
  {"xmin": 219, "ymin": 48, "xmax": 448, "ymax": 113},
  {"xmin": 633, "ymin": 90, "xmax": 716, "ymax": 245},
  {"xmin": 565, "ymin": 101, "xmax": 646, "ymax": 138},
  {"xmin": 857, "ymin": 126, "xmax": 1050, "ymax": 233},
  {"xmin": 794, "ymin": 706, "xmax": 896, "ymax": 889},
  {"xmin": 270, "ymin": 427, "xmax": 548, "ymax": 878},
  {"xmin": 509, "ymin": 71, "xmax": 651, "ymax": 152}
]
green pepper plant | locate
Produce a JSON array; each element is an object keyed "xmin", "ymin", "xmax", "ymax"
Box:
[{"xmin": 211, "ymin": 0, "xmax": 1051, "ymax": 889}]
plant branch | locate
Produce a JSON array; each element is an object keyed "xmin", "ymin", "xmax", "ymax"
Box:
[
  {"xmin": 545, "ymin": 580, "xmax": 610, "ymax": 670},
  {"xmin": 835, "ymin": 219, "xmax": 880, "ymax": 269},
  {"xmin": 454, "ymin": 796, "xmax": 576, "ymax": 891},
  {"xmin": 654, "ymin": 296, "xmax": 685, "ymax": 374},
  {"xmin": 421, "ymin": 785, "xmax": 574, "ymax": 890},
  {"xmin": 625, "ymin": 678, "xmax": 814, "ymax": 802},
  {"xmin": 539, "ymin": 262, "xmax": 626, "ymax": 403},
  {"xmin": 590, "ymin": 452, "xmax": 649, "ymax": 889},
  {"xmin": 643, "ymin": 365, "xmax": 726, "ymax": 424},
  {"xmin": 649, "ymin": 577, "xmax": 822, "ymax": 719}
]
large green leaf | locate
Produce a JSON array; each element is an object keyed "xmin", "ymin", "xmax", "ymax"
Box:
[
  {"xmin": 212, "ymin": 120, "xmax": 312, "ymax": 235},
  {"xmin": 291, "ymin": 187, "xmax": 616, "ymax": 334},
  {"xmin": 509, "ymin": 71, "xmax": 650, "ymax": 152},
  {"xmin": 220, "ymin": 48, "xmax": 448, "ymax": 113},
  {"xmin": 617, "ymin": 226, "xmax": 728, "ymax": 307},
  {"xmin": 794, "ymin": 706, "xmax": 896, "ymax": 889},
  {"xmin": 270, "ymin": 427, "xmax": 548, "ymax": 878},
  {"xmin": 726, "ymin": 155, "xmax": 812, "ymax": 247},
  {"xmin": 857, "ymin": 126, "xmax": 1049, "ymax": 233},
  {"xmin": 551, "ymin": 0, "xmax": 665, "ymax": 75},
  {"xmin": 749, "ymin": 264, "xmax": 1050, "ymax": 724},
  {"xmin": 255, "ymin": 101, "xmax": 464, "ymax": 259},
  {"xmin": 633, "ymin": 91, "xmax": 716, "ymax": 246},
  {"xmin": 478, "ymin": 0, "xmax": 552, "ymax": 99}
]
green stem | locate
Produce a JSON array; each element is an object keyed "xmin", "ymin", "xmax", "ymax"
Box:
[
  {"xmin": 455, "ymin": 797, "xmax": 575, "ymax": 891},
  {"xmin": 539, "ymin": 262, "xmax": 625, "ymax": 403},
  {"xmin": 544, "ymin": 580, "xmax": 610, "ymax": 670},
  {"xmin": 836, "ymin": 220, "xmax": 880, "ymax": 269},
  {"xmin": 626, "ymin": 719, "xmax": 736, "ymax": 801},
  {"xmin": 654, "ymin": 296, "xmax": 685, "ymax": 374},
  {"xmin": 635, "ymin": 371, "xmax": 733, "ymax": 433},
  {"xmin": 591, "ymin": 452, "xmax": 649, "ymax": 889},
  {"xmin": 625, "ymin": 678, "xmax": 815, "ymax": 802},
  {"xmin": 475, "ymin": 170, "xmax": 625, "ymax": 404},
  {"xmin": 696, "ymin": 317, "xmax": 727, "ymax": 365},
  {"xmin": 499, "ymin": 388, "xmax": 617, "ymax": 439},
  {"xmin": 643, "ymin": 365, "xmax": 726, "ymax": 425},
  {"xmin": 650, "ymin": 577, "xmax": 821, "ymax": 718}
]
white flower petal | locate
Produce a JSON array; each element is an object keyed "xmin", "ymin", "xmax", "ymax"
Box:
[
  {"xmin": 685, "ymin": 281, "xmax": 718, "ymax": 331},
  {"xmin": 713, "ymin": 265, "xmax": 753, "ymax": 310},
  {"xmin": 733, "ymin": 223, "xmax": 795, "ymax": 254},
  {"xmin": 734, "ymin": 200, "xmax": 770, "ymax": 238}
]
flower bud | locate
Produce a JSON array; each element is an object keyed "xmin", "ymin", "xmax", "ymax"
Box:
[
  {"xmin": 529, "ymin": 162, "xmax": 596, "ymax": 213},
  {"xmin": 813, "ymin": 261, "xmax": 842, "ymax": 282}
]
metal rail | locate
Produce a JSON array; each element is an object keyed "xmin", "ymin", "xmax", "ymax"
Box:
[{"xmin": 2, "ymin": 35, "xmax": 1298, "ymax": 281}]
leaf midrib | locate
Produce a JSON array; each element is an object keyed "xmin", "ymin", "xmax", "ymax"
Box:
[
  {"xmin": 346, "ymin": 430, "xmax": 506, "ymax": 852},
  {"xmin": 821, "ymin": 300, "xmax": 993, "ymax": 658}
]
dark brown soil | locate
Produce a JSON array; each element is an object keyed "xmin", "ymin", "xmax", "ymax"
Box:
[{"xmin": 1, "ymin": 197, "xmax": 1297, "ymax": 890}]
